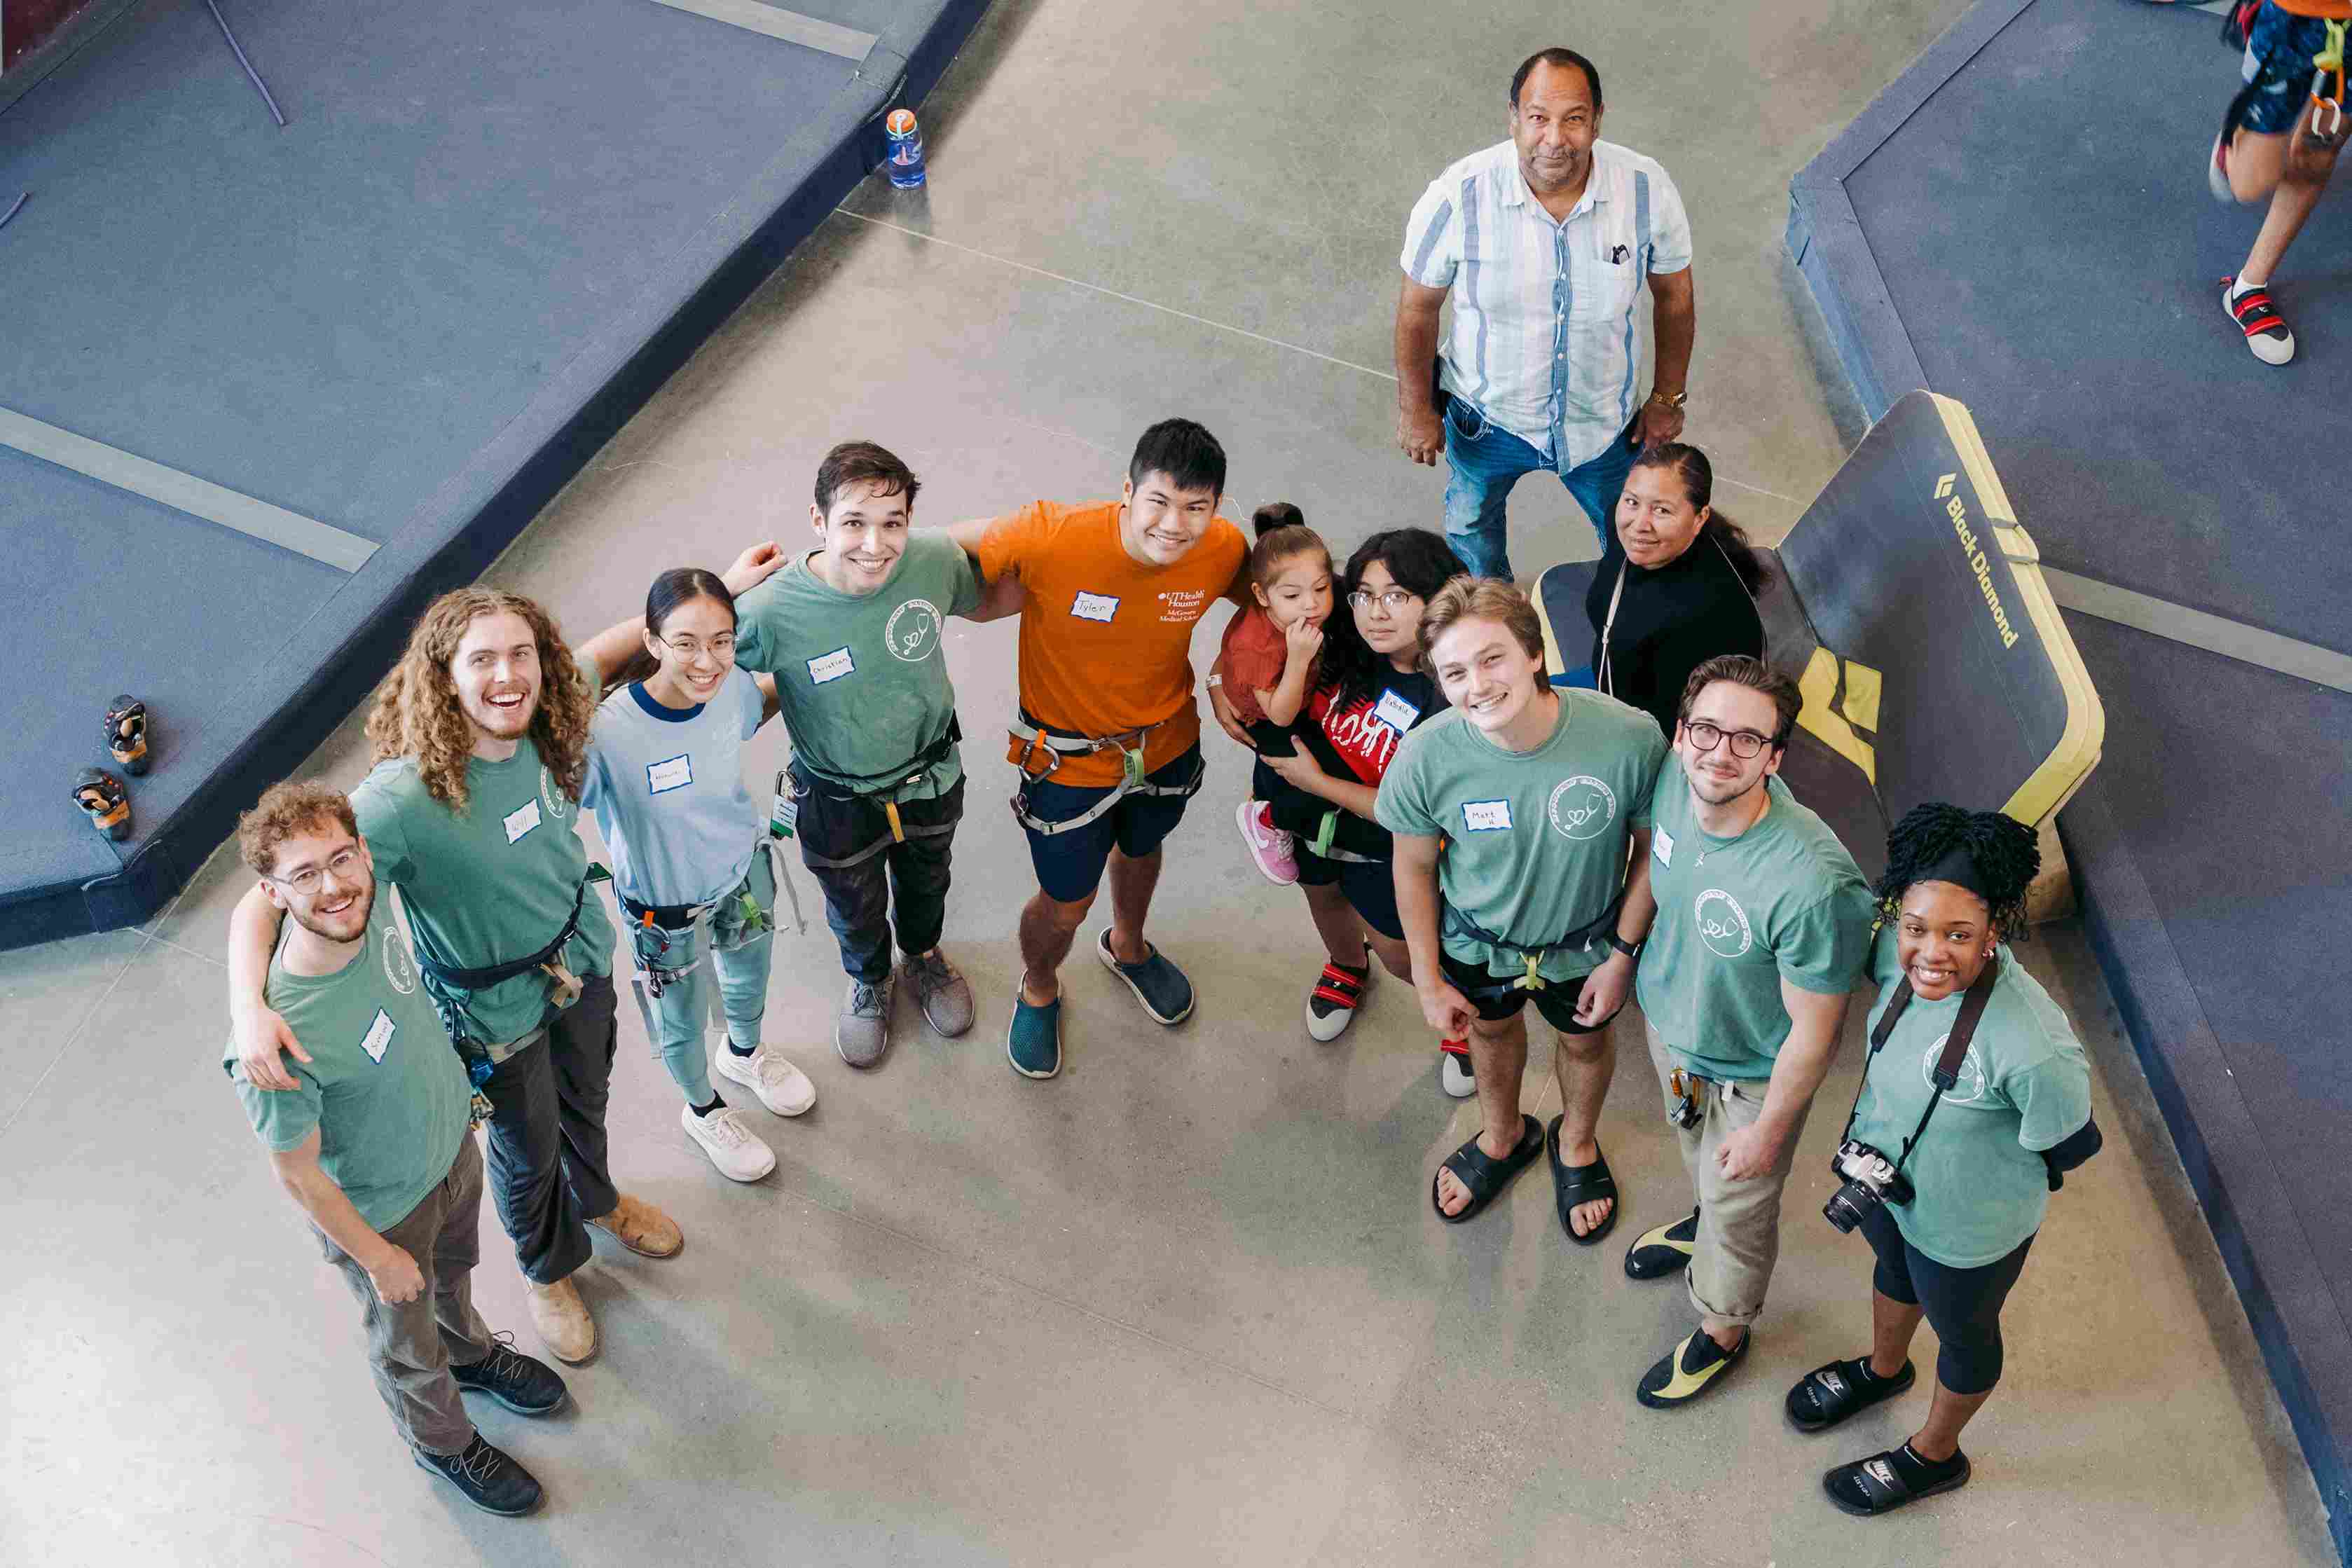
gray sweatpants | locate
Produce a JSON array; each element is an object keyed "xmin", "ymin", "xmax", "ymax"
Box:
[
  {"xmin": 1644, "ymin": 1022, "xmax": 1813, "ymax": 1328},
  {"xmin": 319, "ymin": 1134, "xmax": 496, "ymax": 1456}
]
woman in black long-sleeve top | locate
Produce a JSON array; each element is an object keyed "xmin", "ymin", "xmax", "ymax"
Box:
[{"xmin": 1586, "ymin": 443, "xmax": 1768, "ymax": 736}]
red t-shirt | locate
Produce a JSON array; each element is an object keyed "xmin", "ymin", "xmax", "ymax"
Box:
[{"xmin": 1214, "ymin": 605, "xmax": 1293, "ymax": 728}]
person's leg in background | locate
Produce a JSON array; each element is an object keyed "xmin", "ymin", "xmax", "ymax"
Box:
[
  {"xmin": 1560, "ymin": 420, "xmax": 1639, "ymax": 551},
  {"xmin": 1440, "ymin": 397, "xmax": 1543, "ymax": 580},
  {"xmin": 886, "ymin": 780, "xmax": 974, "ymax": 1038},
  {"xmin": 2214, "ymin": 11, "xmax": 2341, "ymax": 364}
]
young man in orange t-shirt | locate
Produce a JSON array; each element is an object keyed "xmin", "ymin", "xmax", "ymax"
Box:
[{"xmin": 951, "ymin": 420, "xmax": 1250, "ymax": 1080}]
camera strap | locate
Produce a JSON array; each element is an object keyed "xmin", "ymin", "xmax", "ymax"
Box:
[{"xmin": 1838, "ymin": 955, "xmax": 2001, "ymax": 1178}]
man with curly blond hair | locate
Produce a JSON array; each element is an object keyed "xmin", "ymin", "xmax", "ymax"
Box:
[{"xmin": 229, "ymin": 551, "xmax": 780, "ymax": 1361}]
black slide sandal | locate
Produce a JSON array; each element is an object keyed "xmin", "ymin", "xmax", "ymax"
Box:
[
  {"xmin": 1546, "ymin": 1114, "xmax": 1619, "ymax": 1245},
  {"xmin": 1431, "ymin": 1114, "xmax": 1544, "ymax": 1224},
  {"xmin": 1787, "ymin": 1358, "xmax": 1916, "ymax": 1433},
  {"xmin": 1823, "ymin": 1445, "xmax": 1971, "ymax": 1516}
]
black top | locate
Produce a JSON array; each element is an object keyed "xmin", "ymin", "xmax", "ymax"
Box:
[
  {"xmin": 1258, "ymin": 666, "xmax": 1443, "ymax": 860},
  {"xmin": 1585, "ymin": 530, "xmax": 1764, "ymax": 737}
]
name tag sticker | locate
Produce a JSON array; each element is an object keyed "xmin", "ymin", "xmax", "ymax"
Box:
[
  {"xmin": 807, "ymin": 647, "xmax": 855, "ymax": 685},
  {"xmin": 502, "ymin": 797, "xmax": 542, "ymax": 844},
  {"xmin": 359, "ymin": 1007, "xmax": 395, "ymax": 1064},
  {"xmin": 1372, "ymin": 690, "xmax": 1422, "ymax": 734},
  {"xmin": 1071, "ymin": 590, "xmax": 1120, "ymax": 624},
  {"xmin": 647, "ymin": 754, "xmax": 693, "ymax": 795},
  {"xmin": 1653, "ymin": 827, "xmax": 1674, "ymax": 867},
  {"xmin": 1462, "ymin": 799, "xmax": 1513, "ymax": 833}
]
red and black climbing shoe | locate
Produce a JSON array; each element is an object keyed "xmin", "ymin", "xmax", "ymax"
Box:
[
  {"xmin": 2222, "ymin": 276, "xmax": 2294, "ymax": 366},
  {"xmin": 1306, "ymin": 950, "xmax": 1373, "ymax": 1043},
  {"xmin": 74, "ymin": 768, "xmax": 132, "ymax": 841},
  {"xmin": 104, "ymin": 694, "xmax": 152, "ymax": 776}
]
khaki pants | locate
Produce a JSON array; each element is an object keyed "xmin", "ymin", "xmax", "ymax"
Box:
[
  {"xmin": 319, "ymin": 1134, "xmax": 495, "ymax": 1455},
  {"xmin": 1644, "ymin": 1022, "xmax": 1811, "ymax": 1328}
]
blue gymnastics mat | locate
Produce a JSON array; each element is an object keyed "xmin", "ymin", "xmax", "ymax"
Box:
[
  {"xmin": 0, "ymin": 0, "xmax": 990, "ymax": 945},
  {"xmin": 1788, "ymin": 1, "xmax": 2352, "ymax": 1558}
]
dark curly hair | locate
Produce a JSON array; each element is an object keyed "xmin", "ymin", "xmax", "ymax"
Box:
[
  {"xmin": 1876, "ymin": 803, "xmax": 2041, "ymax": 939},
  {"xmin": 1319, "ymin": 528, "xmax": 1471, "ymax": 710}
]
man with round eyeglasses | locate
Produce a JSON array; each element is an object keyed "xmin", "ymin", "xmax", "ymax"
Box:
[{"xmin": 1621, "ymin": 655, "xmax": 1876, "ymax": 1410}]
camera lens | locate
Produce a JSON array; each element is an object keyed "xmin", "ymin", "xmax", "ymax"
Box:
[{"xmin": 1822, "ymin": 1182, "xmax": 1872, "ymax": 1235}]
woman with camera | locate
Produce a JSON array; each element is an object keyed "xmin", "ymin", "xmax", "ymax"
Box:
[{"xmin": 1784, "ymin": 804, "xmax": 2102, "ymax": 1516}]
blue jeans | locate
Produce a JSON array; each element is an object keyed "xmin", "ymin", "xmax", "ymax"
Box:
[
  {"xmin": 624, "ymin": 848, "xmax": 778, "ymax": 1107},
  {"xmin": 1440, "ymin": 397, "xmax": 1637, "ymax": 580}
]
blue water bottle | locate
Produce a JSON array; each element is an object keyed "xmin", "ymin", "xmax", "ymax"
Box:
[{"xmin": 885, "ymin": 109, "xmax": 926, "ymax": 189}]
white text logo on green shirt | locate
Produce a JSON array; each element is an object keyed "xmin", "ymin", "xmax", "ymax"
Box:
[
  {"xmin": 539, "ymin": 766, "xmax": 570, "ymax": 821},
  {"xmin": 884, "ymin": 598, "xmax": 944, "ymax": 662},
  {"xmin": 1695, "ymin": 889, "xmax": 1754, "ymax": 958},
  {"xmin": 1546, "ymin": 776, "xmax": 1617, "ymax": 841},
  {"xmin": 380, "ymin": 923, "xmax": 419, "ymax": 996}
]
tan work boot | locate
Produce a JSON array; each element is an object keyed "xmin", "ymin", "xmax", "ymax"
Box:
[
  {"xmin": 588, "ymin": 1192, "xmax": 683, "ymax": 1258},
  {"xmin": 524, "ymin": 1275, "xmax": 597, "ymax": 1364}
]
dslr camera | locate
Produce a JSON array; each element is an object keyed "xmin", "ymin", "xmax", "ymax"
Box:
[{"xmin": 1822, "ymin": 1139, "xmax": 1913, "ymax": 1234}]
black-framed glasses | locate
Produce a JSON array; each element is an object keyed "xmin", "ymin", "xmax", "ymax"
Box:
[
  {"xmin": 1683, "ymin": 720, "xmax": 1777, "ymax": 759},
  {"xmin": 269, "ymin": 846, "xmax": 364, "ymax": 895},
  {"xmin": 1347, "ymin": 589, "xmax": 1421, "ymax": 612},
  {"xmin": 659, "ymin": 632, "xmax": 736, "ymax": 661}
]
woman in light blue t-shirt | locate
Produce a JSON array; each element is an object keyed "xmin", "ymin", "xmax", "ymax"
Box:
[
  {"xmin": 582, "ymin": 569, "xmax": 816, "ymax": 1183},
  {"xmin": 1784, "ymin": 804, "xmax": 2101, "ymax": 1518}
]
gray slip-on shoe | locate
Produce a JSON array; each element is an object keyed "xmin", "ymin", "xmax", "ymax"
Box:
[{"xmin": 835, "ymin": 976, "xmax": 892, "ymax": 1068}]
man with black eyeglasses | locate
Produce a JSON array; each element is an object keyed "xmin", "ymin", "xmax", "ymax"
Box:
[{"xmin": 1621, "ymin": 656, "xmax": 1876, "ymax": 1409}]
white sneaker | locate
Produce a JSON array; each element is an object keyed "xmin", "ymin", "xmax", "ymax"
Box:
[
  {"xmin": 680, "ymin": 1104, "xmax": 776, "ymax": 1182},
  {"xmin": 713, "ymin": 1042, "xmax": 818, "ymax": 1116}
]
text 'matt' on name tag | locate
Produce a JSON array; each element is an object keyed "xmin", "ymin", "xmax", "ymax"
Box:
[
  {"xmin": 1071, "ymin": 591, "xmax": 1120, "ymax": 624},
  {"xmin": 1462, "ymin": 799, "xmax": 1513, "ymax": 832},
  {"xmin": 647, "ymin": 754, "xmax": 693, "ymax": 795},
  {"xmin": 807, "ymin": 647, "xmax": 855, "ymax": 685},
  {"xmin": 503, "ymin": 797, "xmax": 542, "ymax": 844}
]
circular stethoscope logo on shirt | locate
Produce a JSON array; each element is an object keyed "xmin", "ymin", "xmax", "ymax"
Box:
[
  {"xmin": 1547, "ymin": 775, "xmax": 1618, "ymax": 841},
  {"xmin": 1694, "ymin": 888, "xmax": 1754, "ymax": 958},
  {"xmin": 540, "ymin": 765, "xmax": 570, "ymax": 820},
  {"xmin": 380, "ymin": 921, "xmax": 420, "ymax": 996},
  {"xmin": 883, "ymin": 598, "xmax": 944, "ymax": 663},
  {"xmin": 1919, "ymin": 1033, "xmax": 1995, "ymax": 1106}
]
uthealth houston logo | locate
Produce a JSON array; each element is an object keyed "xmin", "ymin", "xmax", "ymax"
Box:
[{"xmin": 1934, "ymin": 472, "xmax": 2019, "ymax": 649}]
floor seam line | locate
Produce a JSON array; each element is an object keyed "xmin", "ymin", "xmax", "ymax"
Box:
[
  {"xmin": 145, "ymin": 932, "xmax": 228, "ymax": 968},
  {"xmin": 0, "ymin": 929, "xmax": 157, "ymax": 1139},
  {"xmin": 807, "ymin": 1193, "xmax": 1370, "ymax": 1427},
  {"xmin": 831, "ymin": 207, "xmax": 1814, "ymax": 509}
]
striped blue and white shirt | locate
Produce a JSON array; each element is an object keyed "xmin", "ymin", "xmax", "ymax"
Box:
[{"xmin": 1401, "ymin": 139, "xmax": 1693, "ymax": 471}]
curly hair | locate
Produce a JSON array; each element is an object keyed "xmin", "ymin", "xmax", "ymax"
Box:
[
  {"xmin": 365, "ymin": 588, "xmax": 594, "ymax": 813},
  {"xmin": 1876, "ymin": 802, "xmax": 2040, "ymax": 938},
  {"xmin": 1320, "ymin": 528, "xmax": 1469, "ymax": 710},
  {"xmin": 237, "ymin": 779, "xmax": 358, "ymax": 878}
]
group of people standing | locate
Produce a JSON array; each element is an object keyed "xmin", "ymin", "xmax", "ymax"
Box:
[{"xmin": 219, "ymin": 45, "xmax": 2103, "ymax": 1528}]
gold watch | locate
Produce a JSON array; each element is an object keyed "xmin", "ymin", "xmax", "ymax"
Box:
[{"xmin": 1647, "ymin": 388, "xmax": 1687, "ymax": 410}]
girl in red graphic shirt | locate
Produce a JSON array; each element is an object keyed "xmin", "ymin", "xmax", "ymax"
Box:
[{"xmin": 1218, "ymin": 528, "xmax": 1474, "ymax": 1089}]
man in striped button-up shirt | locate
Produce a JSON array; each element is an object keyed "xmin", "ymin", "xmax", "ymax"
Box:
[{"xmin": 1395, "ymin": 48, "xmax": 1698, "ymax": 583}]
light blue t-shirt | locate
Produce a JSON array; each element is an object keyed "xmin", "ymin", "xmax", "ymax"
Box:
[{"xmin": 582, "ymin": 668, "xmax": 765, "ymax": 907}]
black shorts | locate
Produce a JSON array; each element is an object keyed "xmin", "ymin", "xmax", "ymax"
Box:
[
  {"xmin": 1859, "ymin": 1202, "xmax": 2034, "ymax": 1396},
  {"xmin": 1294, "ymin": 846, "xmax": 1403, "ymax": 941},
  {"xmin": 1438, "ymin": 948, "xmax": 1618, "ymax": 1033},
  {"xmin": 1019, "ymin": 745, "xmax": 1202, "ymax": 903}
]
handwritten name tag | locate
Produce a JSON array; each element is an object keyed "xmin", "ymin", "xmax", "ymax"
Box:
[
  {"xmin": 1462, "ymin": 799, "xmax": 1513, "ymax": 832},
  {"xmin": 1071, "ymin": 591, "xmax": 1120, "ymax": 623},
  {"xmin": 1372, "ymin": 689, "xmax": 1421, "ymax": 734},
  {"xmin": 359, "ymin": 1008, "xmax": 396, "ymax": 1064},
  {"xmin": 503, "ymin": 798, "xmax": 542, "ymax": 844},
  {"xmin": 1653, "ymin": 827, "xmax": 1675, "ymax": 867},
  {"xmin": 647, "ymin": 754, "xmax": 693, "ymax": 795},
  {"xmin": 807, "ymin": 647, "xmax": 855, "ymax": 685}
]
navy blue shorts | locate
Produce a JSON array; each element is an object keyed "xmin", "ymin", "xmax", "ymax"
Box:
[
  {"xmin": 1019, "ymin": 745, "xmax": 1202, "ymax": 903},
  {"xmin": 1294, "ymin": 846, "xmax": 1404, "ymax": 941},
  {"xmin": 2239, "ymin": 6, "xmax": 2331, "ymax": 137}
]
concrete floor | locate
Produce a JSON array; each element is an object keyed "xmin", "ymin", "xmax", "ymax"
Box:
[{"xmin": 1, "ymin": 1, "xmax": 2336, "ymax": 1563}]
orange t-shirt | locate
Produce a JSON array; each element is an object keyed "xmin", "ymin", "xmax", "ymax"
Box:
[
  {"xmin": 976, "ymin": 499, "xmax": 1250, "ymax": 788},
  {"xmin": 2272, "ymin": 1, "xmax": 2352, "ymax": 18}
]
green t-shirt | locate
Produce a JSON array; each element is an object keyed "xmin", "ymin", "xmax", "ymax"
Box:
[
  {"xmin": 1849, "ymin": 928, "xmax": 2095, "ymax": 1267},
  {"xmin": 1375, "ymin": 690, "xmax": 1667, "ymax": 982},
  {"xmin": 730, "ymin": 533, "xmax": 982, "ymax": 802},
  {"xmin": 224, "ymin": 902, "xmax": 472, "ymax": 1232},
  {"xmin": 350, "ymin": 722, "xmax": 614, "ymax": 1051},
  {"xmin": 1635, "ymin": 772, "xmax": 1875, "ymax": 1080}
]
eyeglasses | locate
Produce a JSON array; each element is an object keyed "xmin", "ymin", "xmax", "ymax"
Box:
[
  {"xmin": 1347, "ymin": 589, "xmax": 1421, "ymax": 612},
  {"xmin": 1683, "ymin": 720, "xmax": 1778, "ymax": 759},
  {"xmin": 270, "ymin": 846, "xmax": 364, "ymax": 895},
  {"xmin": 659, "ymin": 633, "xmax": 736, "ymax": 661}
]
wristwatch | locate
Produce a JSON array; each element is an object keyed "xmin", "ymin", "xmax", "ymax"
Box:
[
  {"xmin": 1646, "ymin": 388, "xmax": 1687, "ymax": 410},
  {"xmin": 1607, "ymin": 932, "xmax": 1643, "ymax": 960}
]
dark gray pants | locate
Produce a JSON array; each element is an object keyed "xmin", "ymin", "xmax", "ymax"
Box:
[
  {"xmin": 479, "ymin": 972, "xmax": 621, "ymax": 1283},
  {"xmin": 320, "ymin": 1136, "xmax": 495, "ymax": 1456}
]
